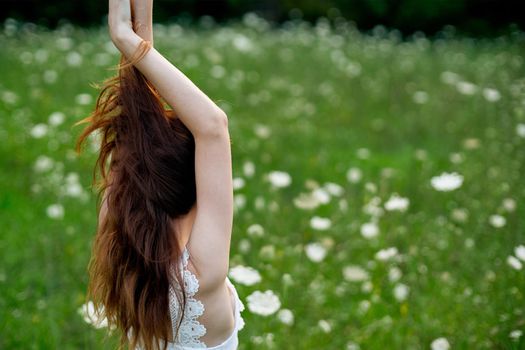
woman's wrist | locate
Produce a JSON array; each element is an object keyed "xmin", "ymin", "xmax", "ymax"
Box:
[{"xmin": 112, "ymin": 29, "xmax": 144, "ymax": 61}]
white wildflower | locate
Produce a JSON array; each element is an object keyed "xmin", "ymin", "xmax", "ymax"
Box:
[
  {"xmin": 293, "ymin": 192, "xmax": 320, "ymax": 210},
  {"xmin": 413, "ymin": 91, "xmax": 428, "ymax": 104},
  {"xmin": 440, "ymin": 71, "xmax": 459, "ymax": 85},
  {"xmin": 375, "ymin": 247, "xmax": 398, "ymax": 261},
  {"xmin": 267, "ymin": 170, "xmax": 291, "ymax": 188},
  {"xmin": 229, "ymin": 265, "xmax": 262, "ymax": 286},
  {"xmin": 312, "ymin": 187, "xmax": 330, "ymax": 204},
  {"xmin": 30, "ymin": 123, "xmax": 48, "ymax": 138},
  {"xmin": 246, "ymin": 290, "xmax": 281, "ymax": 316},
  {"xmin": 277, "ymin": 308, "xmax": 294, "ymax": 325},
  {"xmin": 430, "ymin": 337, "xmax": 450, "ymax": 350},
  {"xmin": 66, "ymin": 51, "xmax": 82, "ymax": 66},
  {"xmin": 48, "ymin": 112, "xmax": 65, "ymax": 126},
  {"xmin": 243, "ymin": 161, "xmax": 255, "ymax": 177},
  {"xmin": 346, "ymin": 167, "xmax": 362, "ymax": 183},
  {"xmin": 247, "ymin": 223, "xmax": 264, "ymax": 237},
  {"xmin": 78, "ymin": 301, "xmax": 110, "ymax": 329},
  {"xmin": 509, "ymin": 329, "xmax": 523, "ymax": 340},
  {"xmin": 456, "ymin": 81, "xmax": 477, "ymax": 95},
  {"xmin": 34, "ymin": 155, "xmax": 54, "ymax": 172},
  {"xmin": 232, "ymin": 177, "xmax": 245, "ymax": 190},
  {"xmin": 342, "ymin": 265, "xmax": 369, "ymax": 282},
  {"xmin": 310, "ymin": 216, "xmax": 331, "ymax": 230},
  {"xmin": 489, "ymin": 214, "xmax": 506, "ymax": 228},
  {"xmin": 384, "ymin": 193, "xmax": 409, "ymax": 212},
  {"xmin": 393, "ymin": 283, "xmax": 409, "ymax": 302},
  {"xmin": 430, "ymin": 172, "xmax": 463, "ymax": 191},
  {"xmin": 46, "ymin": 203, "xmax": 64, "ymax": 219},
  {"xmin": 318, "ymin": 319, "xmax": 332, "ymax": 333},
  {"xmin": 507, "ymin": 256, "xmax": 522, "ymax": 270},
  {"xmin": 305, "ymin": 242, "xmax": 327, "ymax": 262},
  {"xmin": 360, "ymin": 222, "xmax": 379, "ymax": 239},
  {"xmin": 514, "ymin": 245, "xmax": 525, "ymax": 261},
  {"xmin": 75, "ymin": 93, "xmax": 93, "ymax": 105},
  {"xmin": 482, "ymin": 88, "xmax": 501, "ymax": 102},
  {"xmin": 516, "ymin": 123, "xmax": 525, "ymax": 138},
  {"xmin": 323, "ymin": 182, "xmax": 344, "ymax": 196},
  {"xmin": 388, "ymin": 266, "xmax": 402, "ymax": 282}
]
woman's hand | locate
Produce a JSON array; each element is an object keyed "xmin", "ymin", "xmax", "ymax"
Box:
[
  {"xmin": 108, "ymin": 0, "xmax": 137, "ymax": 49},
  {"xmin": 131, "ymin": 0, "xmax": 154, "ymax": 44}
]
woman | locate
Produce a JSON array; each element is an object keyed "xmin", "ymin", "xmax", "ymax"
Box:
[{"xmin": 74, "ymin": 0, "xmax": 244, "ymax": 349}]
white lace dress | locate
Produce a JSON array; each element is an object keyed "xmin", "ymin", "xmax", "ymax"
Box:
[{"xmin": 164, "ymin": 246, "xmax": 245, "ymax": 350}]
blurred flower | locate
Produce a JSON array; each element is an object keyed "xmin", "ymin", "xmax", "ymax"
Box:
[
  {"xmin": 75, "ymin": 93, "xmax": 93, "ymax": 105},
  {"xmin": 293, "ymin": 192, "xmax": 320, "ymax": 210},
  {"xmin": 232, "ymin": 177, "xmax": 245, "ymax": 190},
  {"xmin": 502, "ymin": 198, "xmax": 516, "ymax": 212},
  {"xmin": 46, "ymin": 203, "xmax": 64, "ymax": 219},
  {"xmin": 489, "ymin": 214, "xmax": 506, "ymax": 228},
  {"xmin": 507, "ymin": 256, "xmax": 522, "ymax": 270},
  {"xmin": 78, "ymin": 301, "xmax": 110, "ymax": 329},
  {"xmin": 1, "ymin": 91, "xmax": 18, "ymax": 104},
  {"xmin": 462, "ymin": 138, "xmax": 480, "ymax": 149},
  {"xmin": 267, "ymin": 170, "xmax": 291, "ymax": 188},
  {"xmin": 482, "ymin": 88, "xmax": 501, "ymax": 102},
  {"xmin": 323, "ymin": 182, "xmax": 344, "ymax": 196},
  {"xmin": 431, "ymin": 337, "xmax": 450, "ymax": 350},
  {"xmin": 66, "ymin": 51, "xmax": 82, "ymax": 66},
  {"xmin": 312, "ymin": 187, "xmax": 330, "ymax": 204},
  {"xmin": 514, "ymin": 245, "xmax": 525, "ymax": 261},
  {"xmin": 451, "ymin": 208, "xmax": 468, "ymax": 223},
  {"xmin": 305, "ymin": 242, "xmax": 327, "ymax": 262},
  {"xmin": 342, "ymin": 265, "xmax": 369, "ymax": 282},
  {"xmin": 247, "ymin": 223, "xmax": 264, "ymax": 237},
  {"xmin": 48, "ymin": 112, "xmax": 65, "ymax": 126},
  {"xmin": 384, "ymin": 193, "xmax": 409, "ymax": 212},
  {"xmin": 356, "ymin": 148, "xmax": 370, "ymax": 159},
  {"xmin": 246, "ymin": 290, "xmax": 281, "ymax": 316},
  {"xmin": 233, "ymin": 34, "xmax": 254, "ymax": 52},
  {"xmin": 30, "ymin": 123, "xmax": 48, "ymax": 138},
  {"xmin": 318, "ymin": 319, "xmax": 332, "ymax": 333},
  {"xmin": 412, "ymin": 91, "xmax": 428, "ymax": 104},
  {"xmin": 259, "ymin": 245, "xmax": 275, "ymax": 260},
  {"xmin": 388, "ymin": 266, "xmax": 402, "ymax": 282},
  {"xmin": 430, "ymin": 172, "xmax": 463, "ymax": 191},
  {"xmin": 243, "ymin": 161, "xmax": 255, "ymax": 177},
  {"xmin": 516, "ymin": 123, "xmax": 525, "ymax": 138},
  {"xmin": 34, "ymin": 155, "xmax": 54, "ymax": 172},
  {"xmin": 346, "ymin": 167, "xmax": 362, "ymax": 183},
  {"xmin": 440, "ymin": 71, "xmax": 459, "ymax": 85},
  {"xmin": 360, "ymin": 221, "xmax": 379, "ymax": 239},
  {"xmin": 310, "ymin": 216, "xmax": 331, "ymax": 230},
  {"xmin": 277, "ymin": 308, "xmax": 294, "ymax": 325},
  {"xmin": 254, "ymin": 123, "xmax": 271, "ymax": 139},
  {"xmin": 509, "ymin": 329, "xmax": 523, "ymax": 340},
  {"xmin": 393, "ymin": 283, "xmax": 409, "ymax": 302},
  {"xmin": 456, "ymin": 81, "xmax": 477, "ymax": 95},
  {"xmin": 229, "ymin": 265, "xmax": 261, "ymax": 286},
  {"xmin": 375, "ymin": 247, "xmax": 398, "ymax": 261}
]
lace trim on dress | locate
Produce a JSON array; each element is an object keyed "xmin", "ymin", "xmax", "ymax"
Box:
[{"xmin": 168, "ymin": 247, "xmax": 208, "ymax": 348}]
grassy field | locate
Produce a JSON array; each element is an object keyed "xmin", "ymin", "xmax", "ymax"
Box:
[{"xmin": 1, "ymin": 14, "xmax": 524, "ymax": 349}]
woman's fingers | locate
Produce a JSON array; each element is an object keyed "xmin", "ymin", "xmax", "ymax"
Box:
[
  {"xmin": 108, "ymin": 0, "xmax": 134, "ymax": 43},
  {"xmin": 131, "ymin": 0, "xmax": 154, "ymax": 42}
]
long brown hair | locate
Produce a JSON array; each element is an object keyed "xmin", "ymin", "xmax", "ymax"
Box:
[{"xmin": 74, "ymin": 40, "xmax": 196, "ymax": 350}]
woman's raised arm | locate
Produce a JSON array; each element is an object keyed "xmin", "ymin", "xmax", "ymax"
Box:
[
  {"xmin": 108, "ymin": 0, "xmax": 233, "ymax": 285},
  {"xmin": 109, "ymin": 0, "xmax": 228, "ymax": 138}
]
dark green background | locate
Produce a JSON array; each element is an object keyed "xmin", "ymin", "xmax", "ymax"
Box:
[{"xmin": 2, "ymin": 0, "xmax": 524, "ymax": 36}]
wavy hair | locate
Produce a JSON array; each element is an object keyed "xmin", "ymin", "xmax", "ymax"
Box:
[{"xmin": 74, "ymin": 40, "xmax": 196, "ymax": 350}]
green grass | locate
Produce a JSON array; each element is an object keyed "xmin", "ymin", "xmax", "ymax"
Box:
[{"xmin": 1, "ymin": 16, "xmax": 524, "ymax": 349}]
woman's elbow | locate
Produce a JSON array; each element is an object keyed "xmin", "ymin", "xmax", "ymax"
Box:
[{"xmin": 197, "ymin": 110, "xmax": 229, "ymax": 138}]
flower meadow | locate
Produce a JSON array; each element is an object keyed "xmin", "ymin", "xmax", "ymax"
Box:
[{"xmin": 1, "ymin": 14, "xmax": 525, "ymax": 349}]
